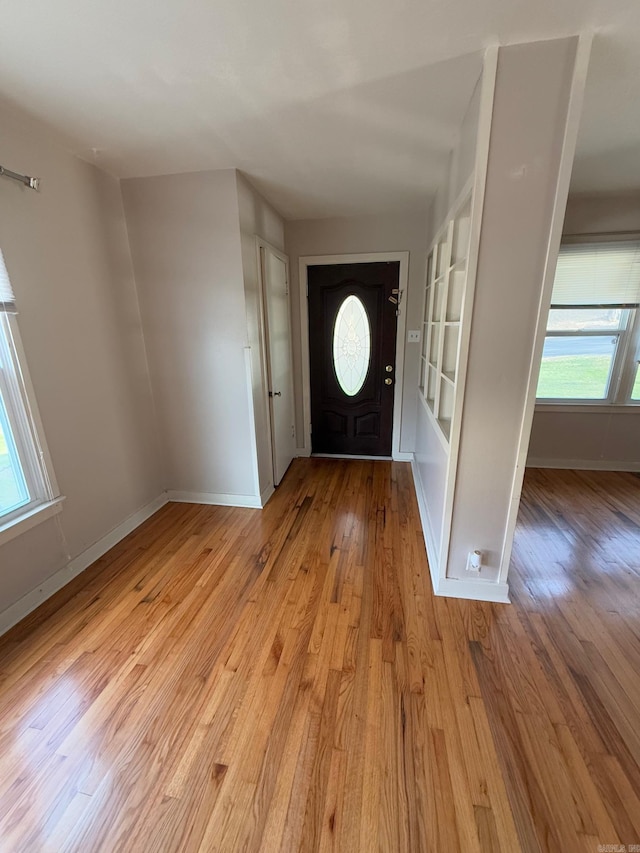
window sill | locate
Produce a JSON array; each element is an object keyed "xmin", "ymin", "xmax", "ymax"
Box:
[
  {"xmin": 535, "ymin": 403, "xmax": 640, "ymax": 414},
  {"xmin": 0, "ymin": 497, "xmax": 65, "ymax": 548}
]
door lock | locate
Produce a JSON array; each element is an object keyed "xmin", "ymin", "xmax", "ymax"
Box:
[
  {"xmin": 269, "ymin": 391, "xmax": 282, "ymax": 397},
  {"xmin": 384, "ymin": 378, "xmax": 393, "ymax": 385},
  {"xmin": 385, "ymin": 365, "xmax": 393, "ymax": 372}
]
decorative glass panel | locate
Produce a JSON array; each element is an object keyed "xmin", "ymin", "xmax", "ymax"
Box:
[{"xmin": 333, "ymin": 295, "xmax": 371, "ymax": 396}]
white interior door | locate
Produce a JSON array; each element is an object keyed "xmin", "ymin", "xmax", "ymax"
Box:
[{"xmin": 262, "ymin": 246, "xmax": 295, "ymax": 486}]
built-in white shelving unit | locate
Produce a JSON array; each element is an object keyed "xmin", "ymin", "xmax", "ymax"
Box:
[
  {"xmin": 411, "ymin": 48, "xmax": 500, "ymax": 600},
  {"xmin": 419, "ymin": 191, "xmax": 472, "ymax": 444}
]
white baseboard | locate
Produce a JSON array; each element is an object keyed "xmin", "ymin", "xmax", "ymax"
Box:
[
  {"xmin": 393, "ymin": 451, "xmax": 413, "ymax": 462},
  {"xmin": 166, "ymin": 490, "xmax": 262, "ymax": 509},
  {"xmin": 527, "ymin": 457, "xmax": 640, "ymax": 472},
  {"xmin": 410, "ymin": 455, "xmax": 510, "ymax": 605},
  {"xmin": 0, "ymin": 493, "xmax": 168, "ymax": 638},
  {"xmin": 435, "ymin": 576, "xmax": 510, "ymax": 603},
  {"xmin": 410, "ymin": 455, "xmax": 441, "ymax": 594}
]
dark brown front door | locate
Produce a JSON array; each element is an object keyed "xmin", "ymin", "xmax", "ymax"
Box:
[{"xmin": 308, "ymin": 262, "xmax": 399, "ymax": 456}]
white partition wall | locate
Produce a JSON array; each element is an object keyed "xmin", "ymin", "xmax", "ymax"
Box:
[
  {"xmin": 412, "ymin": 37, "xmax": 591, "ymax": 602},
  {"xmin": 412, "ymin": 51, "xmax": 496, "ymax": 598}
]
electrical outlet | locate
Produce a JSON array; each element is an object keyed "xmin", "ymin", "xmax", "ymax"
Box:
[
  {"xmin": 407, "ymin": 330, "xmax": 421, "ymax": 343},
  {"xmin": 466, "ymin": 550, "xmax": 482, "ymax": 572}
]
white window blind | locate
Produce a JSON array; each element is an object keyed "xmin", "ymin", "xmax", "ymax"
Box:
[
  {"xmin": 552, "ymin": 241, "xmax": 640, "ymax": 307},
  {"xmin": 0, "ymin": 249, "xmax": 17, "ymax": 314}
]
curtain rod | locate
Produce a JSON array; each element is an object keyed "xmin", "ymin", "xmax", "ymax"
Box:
[{"xmin": 0, "ymin": 164, "xmax": 40, "ymax": 191}]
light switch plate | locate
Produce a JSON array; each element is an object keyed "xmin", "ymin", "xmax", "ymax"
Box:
[{"xmin": 407, "ymin": 330, "xmax": 421, "ymax": 343}]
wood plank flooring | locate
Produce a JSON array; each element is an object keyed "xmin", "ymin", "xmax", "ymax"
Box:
[{"xmin": 0, "ymin": 460, "xmax": 638, "ymax": 851}]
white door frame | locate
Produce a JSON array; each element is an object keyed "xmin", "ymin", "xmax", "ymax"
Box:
[{"xmin": 298, "ymin": 251, "xmax": 410, "ymax": 460}]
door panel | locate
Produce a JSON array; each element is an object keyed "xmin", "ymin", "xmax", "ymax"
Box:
[
  {"xmin": 308, "ymin": 262, "xmax": 399, "ymax": 456},
  {"xmin": 262, "ymin": 247, "xmax": 295, "ymax": 485}
]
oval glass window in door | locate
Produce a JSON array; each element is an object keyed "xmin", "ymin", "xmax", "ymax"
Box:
[{"xmin": 332, "ymin": 295, "xmax": 371, "ymax": 396}]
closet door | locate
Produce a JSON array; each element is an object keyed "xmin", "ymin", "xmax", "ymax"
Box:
[{"xmin": 262, "ymin": 246, "xmax": 295, "ymax": 485}]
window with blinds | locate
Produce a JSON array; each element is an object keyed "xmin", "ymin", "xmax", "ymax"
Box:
[
  {"xmin": 537, "ymin": 239, "xmax": 640, "ymax": 403},
  {"xmin": 552, "ymin": 241, "xmax": 640, "ymax": 308}
]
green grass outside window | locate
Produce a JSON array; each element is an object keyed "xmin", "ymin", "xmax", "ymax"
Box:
[{"xmin": 537, "ymin": 354, "xmax": 611, "ymax": 399}]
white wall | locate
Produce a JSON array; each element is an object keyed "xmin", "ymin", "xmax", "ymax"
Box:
[
  {"xmin": 447, "ymin": 37, "xmax": 582, "ymax": 584},
  {"xmin": 122, "ymin": 169, "xmax": 258, "ymax": 501},
  {"xmin": 236, "ymin": 172, "xmax": 286, "ymax": 496},
  {"xmin": 563, "ymin": 192, "xmax": 640, "ymax": 235},
  {"xmin": 285, "ymin": 210, "xmax": 430, "ymax": 455},
  {"xmin": 527, "ymin": 191, "xmax": 640, "ymax": 470},
  {"xmin": 0, "ymin": 101, "xmax": 161, "ymax": 615}
]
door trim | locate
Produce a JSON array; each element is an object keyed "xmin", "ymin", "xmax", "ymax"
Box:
[{"xmin": 298, "ymin": 252, "xmax": 410, "ymax": 460}]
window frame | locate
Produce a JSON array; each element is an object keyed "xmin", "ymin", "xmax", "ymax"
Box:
[
  {"xmin": 0, "ymin": 312, "xmax": 63, "ymax": 544},
  {"xmin": 536, "ymin": 233, "xmax": 640, "ymax": 408}
]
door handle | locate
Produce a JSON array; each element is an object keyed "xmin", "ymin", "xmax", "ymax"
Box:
[
  {"xmin": 384, "ymin": 378, "xmax": 393, "ymax": 385},
  {"xmin": 269, "ymin": 391, "xmax": 282, "ymax": 397},
  {"xmin": 385, "ymin": 365, "xmax": 393, "ymax": 372}
]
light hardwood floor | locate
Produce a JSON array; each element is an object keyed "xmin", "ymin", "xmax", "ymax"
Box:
[{"xmin": 0, "ymin": 460, "xmax": 638, "ymax": 851}]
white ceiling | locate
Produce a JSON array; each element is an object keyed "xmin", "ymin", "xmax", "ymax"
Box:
[{"xmin": 1, "ymin": 0, "xmax": 639, "ymax": 218}]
